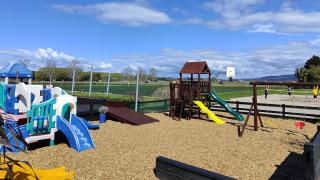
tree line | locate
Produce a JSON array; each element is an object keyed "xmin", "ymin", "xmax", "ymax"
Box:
[{"xmin": 32, "ymin": 59, "xmax": 159, "ymax": 82}]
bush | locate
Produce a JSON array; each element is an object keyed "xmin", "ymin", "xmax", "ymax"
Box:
[{"xmin": 70, "ymin": 91, "xmax": 135, "ymax": 104}]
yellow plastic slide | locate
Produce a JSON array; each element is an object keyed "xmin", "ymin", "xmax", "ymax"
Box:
[
  {"xmin": 194, "ymin": 101, "xmax": 225, "ymax": 124},
  {"xmin": 0, "ymin": 159, "xmax": 74, "ymax": 180}
]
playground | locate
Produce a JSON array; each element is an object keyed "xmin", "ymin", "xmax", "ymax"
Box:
[
  {"xmin": 8, "ymin": 112, "xmax": 316, "ymax": 179},
  {"xmin": 0, "ymin": 62, "xmax": 320, "ymax": 179}
]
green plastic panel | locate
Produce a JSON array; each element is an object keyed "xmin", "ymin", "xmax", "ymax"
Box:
[
  {"xmin": 26, "ymin": 97, "xmax": 57, "ymax": 135},
  {"xmin": 0, "ymin": 82, "xmax": 6, "ymax": 111}
]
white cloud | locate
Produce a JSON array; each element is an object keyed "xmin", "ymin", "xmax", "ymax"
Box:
[
  {"xmin": 53, "ymin": 2, "xmax": 172, "ymax": 26},
  {"xmin": 310, "ymin": 38, "xmax": 320, "ymax": 46},
  {"xmin": 247, "ymin": 23, "xmax": 293, "ymax": 35},
  {"xmin": 0, "ymin": 48, "xmax": 86, "ymax": 70},
  {"xmin": 0, "ymin": 48, "xmax": 113, "ymax": 72},
  {"xmin": 104, "ymin": 41, "xmax": 320, "ymax": 78},
  {"xmin": 82, "ymin": 62, "xmax": 112, "ymax": 72},
  {"xmin": 172, "ymin": 7, "xmax": 190, "ymax": 16},
  {"xmin": 248, "ymin": 23, "xmax": 277, "ymax": 33},
  {"xmin": 204, "ymin": 0, "xmax": 266, "ymax": 18},
  {"xmin": 184, "ymin": 17, "xmax": 205, "ymax": 25},
  {"xmin": 1, "ymin": 40, "xmax": 320, "ymax": 78},
  {"xmin": 201, "ymin": 0, "xmax": 320, "ymax": 33}
]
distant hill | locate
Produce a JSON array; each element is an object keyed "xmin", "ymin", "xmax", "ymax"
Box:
[{"xmin": 242, "ymin": 74, "xmax": 298, "ymax": 81}]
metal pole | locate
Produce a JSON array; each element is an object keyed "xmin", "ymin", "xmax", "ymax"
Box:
[
  {"xmin": 135, "ymin": 70, "xmax": 140, "ymax": 112},
  {"xmin": 89, "ymin": 64, "xmax": 93, "ymax": 97},
  {"xmin": 71, "ymin": 69, "xmax": 75, "ymax": 95},
  {"xmin": 106, "ymin": 72, "xmax": 111, "ymax": 96},
  {"xmin": 49, "ymin": 74, "xmax": 52, "ymax": 86}
]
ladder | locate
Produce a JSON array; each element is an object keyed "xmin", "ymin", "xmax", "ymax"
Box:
[{"xmin": 171, "ymin": 100, "xmax": 184, "ymax": 120}]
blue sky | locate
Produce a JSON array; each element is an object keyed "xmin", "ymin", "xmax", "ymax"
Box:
[{"xmin": 1, "ymin": 0, "xmax": 320, "ymax": 78}]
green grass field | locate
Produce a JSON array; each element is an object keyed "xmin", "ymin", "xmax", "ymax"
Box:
[
  {"xmin": 43, "ymin": 82, "xmax": 167, "ymax": 97},
  {"xmin": 39, "ymin": 81, "xmax": 315, "ymax": 102}
]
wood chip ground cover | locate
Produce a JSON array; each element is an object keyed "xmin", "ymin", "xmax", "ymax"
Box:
[{"xmin": 9, "ymin": 112, "xmax": 316, "ymax": 179}]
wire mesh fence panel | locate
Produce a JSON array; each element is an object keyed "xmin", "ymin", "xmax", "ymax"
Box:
[{"xmin": 128, "ymin": 100, "xmax": 169, "ymax": 113}]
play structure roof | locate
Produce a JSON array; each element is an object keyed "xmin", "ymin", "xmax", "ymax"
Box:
[
  {"xmin": 0, "ymin": 63, "xmax": 33, "ymax": 78},
  {"xmin": 179, "ymin": 61, "xmax": 210, "ymax": 74}
]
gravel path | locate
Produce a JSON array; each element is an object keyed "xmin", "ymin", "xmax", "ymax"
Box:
[{"xmin": 9, "ymin": 112, "xmax": 317, "ymax": 180}]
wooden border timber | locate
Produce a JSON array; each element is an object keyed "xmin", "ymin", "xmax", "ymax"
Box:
[
  {"xmin": 154, "ymin": 156, "xmax": 235, "ymax": 180},
  {"xmin": 304, "ymin": 125, "xmax": 320, "ymax": 180}
]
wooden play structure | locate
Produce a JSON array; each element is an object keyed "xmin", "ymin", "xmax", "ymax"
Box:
[{"xmin": 169, "ymin": 61, "xmax": 211, "ymax": 120}]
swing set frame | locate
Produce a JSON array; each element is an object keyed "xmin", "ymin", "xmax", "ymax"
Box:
[{"xmin": 240, "ymin": 81, "xmax": 320, "ymax": 137}]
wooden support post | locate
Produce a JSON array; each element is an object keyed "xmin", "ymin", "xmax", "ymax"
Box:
[
  {"xmin": 256, "ymin": 106, "xmax": 264, "ymax": 127},
  {"xmin": 282, "ymin": 104, "xmax": 286, "ymax": 118},
  {"xmin": 90, "ymin": 98, "xmax": 93, "ymax": 117},
  {"xmin": 240, "ymin": 104, "xmax": 253, "ymax": 137},
  {"xmin": 179, "ymin": 73, "xmax": 182, "ymax": 101},
  {"xmin": 236, "ymin": 101, "xmax": 239, "ymax": 112},
  {"xmin": 208, "ymin": 73, "xmax": 211, "ymax": 92},
  {"xmin": 198, "ymin": 73, "xmax": 201, "ymax": 118},
  {"xmin": 253, "ymin": 83, "xmax": 258, "ymax": 131},
  {"xmin": 138, "ymin": 102, "xmax": 141, "ymax": 112},
  {"xmin": 208, "ymin": 73, "xmax": 211, "ymax": 108}
]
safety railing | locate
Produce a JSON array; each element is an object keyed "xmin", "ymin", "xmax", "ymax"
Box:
[{"xmin": 26, "ymin": 98, "xmax": 57, "ymax": 135}]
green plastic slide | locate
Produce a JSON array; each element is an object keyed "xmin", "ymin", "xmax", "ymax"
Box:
[{"xmin": 209, "ymin": 91, "xmax": 244, "ymax": 121}]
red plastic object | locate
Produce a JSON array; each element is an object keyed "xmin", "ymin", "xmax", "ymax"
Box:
[{"xmin": 295, "ymin": 121, "xmax": 305, "ymax": 129}]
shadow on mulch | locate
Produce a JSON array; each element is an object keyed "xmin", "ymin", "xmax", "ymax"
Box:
[
  {"xmin": 163, "ymin": 112, "xmax": 170, "ymax": 117},
  {"xmin": 27, "ymin": 132, "xmax": 69, "ymax": 151},
  {"xmin": 78, "ymin": 114, "xmax": 99, "ymax": 121},
  {"xmin": 269, "ymin": 151, "xmax": 308, "ymax": 180}
]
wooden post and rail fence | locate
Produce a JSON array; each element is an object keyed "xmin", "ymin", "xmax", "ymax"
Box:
[{"xmin": 76, "ymin": 96, "xmax": 320, "ymax": 122}]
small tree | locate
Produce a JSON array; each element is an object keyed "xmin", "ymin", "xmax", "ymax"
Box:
[
  {"xmin": 304, "ymin": 55, "xmax": 320, "ymax": 69},
  {"xmin": 138, "ymin": 67, "xmax": 147, "ymax": 82},
  {"xmin": 297, "ymin": 55, "xmax": 320, "ymax": 82},
  {"xmin": 295, "ymin": 68, "xmax": 308, "ymax": 82},
  {"xmin": 149, "ymin": 68, "xmax": 157, "ymax": 83},
  {"xmin": 46, "ymin": 58, "xmax": 57, "ymax": 85},
  {"xmin": 67, "ymin": 59, "xmax": 82, "ymax": 81},
  {"xmin": 122, "ymin": 67, "xmax": 133, "ymax": 82}
]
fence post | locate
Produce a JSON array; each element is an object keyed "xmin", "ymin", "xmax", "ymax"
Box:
[
  {"xmin": 138, "ymin": 101, "xmax": 141, "ymax": 112},
  {"xmin": 282, "ymin": 104, "xmax": 285, "ymax": 118},
  {"xmin": 106, "ymin": 72, "xmax": 111, "ymax": 96},
  {"xmin": 90, "ymin": 98, "xmax": 94, "ymax": 117},
  {"xmin": 71, "ymin": 69, "xmax": 75, "ymax": 95},
  {"xmin": 236, "ymin": 101, "xmax": 239, "ymax": 112},
  {"xmin": 89, "ymin": 64, "xmax": 93, "ymax": 97},
  {"xmin": 135, "ymin": 70, "xmax": 139, "ymax": 112},
  {"xmin": 164, "ymin": 100, "xmax": 168, "ymax": 111}
]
